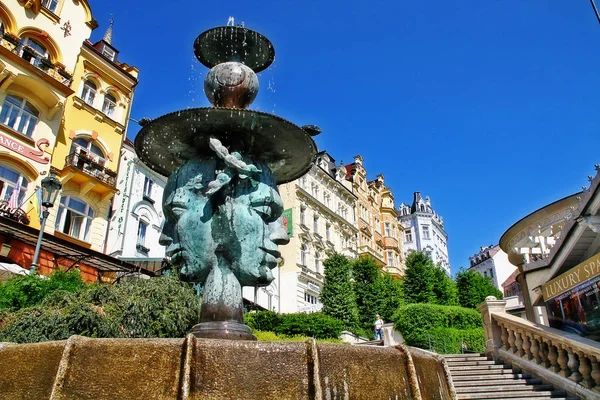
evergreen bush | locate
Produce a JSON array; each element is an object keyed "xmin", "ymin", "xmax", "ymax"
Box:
[
  {"xmin": 392, "ymin": 303, "xmax": 483, "ymax": 353},
  {"xmin": 244, "ymin": 310, "xmax": 281, "ymax": 332},
  {"xmin": 425, "ymin": 327, "xmax": 485, "ymax": 354}
]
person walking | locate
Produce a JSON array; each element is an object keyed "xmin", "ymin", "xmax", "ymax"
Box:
[{"xmin": 374, "ymin": 314, "xmax": 384, "ymax": 341}]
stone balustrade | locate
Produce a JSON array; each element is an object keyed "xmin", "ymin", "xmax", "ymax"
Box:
[{"xmin": 479, "ymin": 296, "xmax": 600, "ymax": 399}]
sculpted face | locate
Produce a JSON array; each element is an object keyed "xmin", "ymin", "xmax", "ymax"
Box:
[{"xmin": 159, "ymin": 157, "xmax": 289, "ymax": 286}]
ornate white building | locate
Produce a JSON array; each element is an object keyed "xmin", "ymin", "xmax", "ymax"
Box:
[
  {"xmin": 277, "ymin": 151, "xmax": 359, "ymax": 313},
  {"xmin": 468, "ymin": 244, "xmax": 515, "ymax": 291},
  {"xmin": 398, "ymin": 192, "xmax": 450, "ymax": 274},
  {"xmin": 105, "ymin": 139, "xmax": 166, "ymax": 267}
]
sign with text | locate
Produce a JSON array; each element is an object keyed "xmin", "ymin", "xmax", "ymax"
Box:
[
  {"xmin": 0, "ymin": 131, "xmax": 50, "ymax": 164},
  {"xmin": 281, "ymin": 208, "xmax": 293, "ymax": 237},
  {"xmin": 543, "ymin": 253, "xmax": 600, "ymax": 302}
]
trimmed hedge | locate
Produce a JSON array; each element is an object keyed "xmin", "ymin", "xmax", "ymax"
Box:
[
  {"xmin": 392, "ymin": 303, "xmax": 484, "ymax": 354},
  {"xmin": 245, "ymin": 311, "xmax": 343, "ymax": 340},
  {"xmin": 253, "ymin": 330, "xmax": 345, "ymax": 344}
]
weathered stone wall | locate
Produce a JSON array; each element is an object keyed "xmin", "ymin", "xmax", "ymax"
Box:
[{"xmin": 0, "ymin": 336, "xmax": 454, "ymax": 399}]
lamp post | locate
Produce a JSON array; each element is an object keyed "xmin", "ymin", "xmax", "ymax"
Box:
[{"xmin": 30, "ymin": 172, "xmax": 62, "ymax": 274}]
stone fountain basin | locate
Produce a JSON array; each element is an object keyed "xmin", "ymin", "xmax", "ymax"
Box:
[{"xmin": 0, "ymin": 336, "xmax": 454, "ymax": 399}]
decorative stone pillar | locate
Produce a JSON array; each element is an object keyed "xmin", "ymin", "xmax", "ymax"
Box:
[{"xmin": 478, "ymin": 296, "xmax": 507, "ymax": 359}]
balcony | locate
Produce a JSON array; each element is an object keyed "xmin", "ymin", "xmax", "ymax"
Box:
[
  {"xmin": 0, "ymin": 37, "xmax": 73, "ymax": 89},
  {"xmin": 58, "ymin": 153, "xmax": 118, "ymax": 202}
]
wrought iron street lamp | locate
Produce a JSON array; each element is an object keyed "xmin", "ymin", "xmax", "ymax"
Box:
[{"xmin": 30, "ymin": 172, "xmax": 62, "ymax": 273}]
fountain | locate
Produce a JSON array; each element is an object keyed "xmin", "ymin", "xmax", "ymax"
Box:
[{"xmin": 0, "ymin": 24, "xmax": 456, "ymax": 399}]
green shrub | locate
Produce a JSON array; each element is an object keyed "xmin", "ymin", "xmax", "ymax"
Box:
[
  {"xmin": 0, "ymin": 274, "xmax": 202, "ymax": 343},
  {"xmin": 274, "ymin": 312, "xmax": 343, "ymax": 339},
  {"xmin": 392, "ymin": 303, "xmax": 483, "ymax": 353},
  {"xmin": 245, "ymin": 311, "xmax": 344, "ymax": 340},
  {"xmin": 425, "ymin": 328, "xmax": 485, "ymax": 354},
  {"xmin": 253, "ymin": 330, "xmax": 346, "ymax": 344},
  {"xmin": 0, "ymin": 269, "xmax": 87, "ymax": 310},
  {"xmin": 245, "ymin": 310, "xmax": 281, "ymax": 332}
]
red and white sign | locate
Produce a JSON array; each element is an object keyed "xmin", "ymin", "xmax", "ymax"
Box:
[{"xmin": 0, "ymin": 133, "xmax": 50, "ymax": 164}]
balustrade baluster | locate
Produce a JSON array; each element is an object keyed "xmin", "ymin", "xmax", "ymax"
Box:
[
  {"xmin": 541, "ymin": 341, "xmax": 552, "ymax": 369},
  {"xmin": 590, "ymin": 357, "xmax": 600, "ymax": 392},
  {"xmin": 557, "ymin": 346, "xmax": 570, "ymax": 378},
  {"xmin": 515, "ymin": 330, "xmax": 524, "ymax": 357},
  {"xmin": 577, "ymin": 352, "xmax": 593, "ymax": 389},
  {"xmin": 500, "ymin": 324, "xmax": 508, "ymax": 351},
  {"xmin": 567, "ymin": 348, "xmax": 583, "ymax": 383},
  {"xmin": 530, "ymin": 335, "xmax": 540, "ymax": 364},
  {"xmin": 507, "ymin": 328, "xmax": 516, "ymax": 354},
  {"xmin": 547, "ymin": 342, "xmax": 560, "ymax": 372},
  {"xmin": 522, "ymin": 334, "xmax": 532, "ymax": 360}
]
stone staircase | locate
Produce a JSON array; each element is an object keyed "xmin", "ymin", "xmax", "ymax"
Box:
[{"xmin": 444, "ymin": 353, "xmax": 579, "ymax": 400}]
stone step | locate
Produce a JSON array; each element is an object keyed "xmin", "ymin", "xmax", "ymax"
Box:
[
  {"xmin": 455, "ymin": 384, "xmax": 554, "ymax": 393},
  {"xmin": 446, "ymin": 356, "xmax": 490, "ymax": 363},
  {"xmin": 453, "ymin": 378, "xmax": 542, "ymax": 387},
  {"xmin": 449, "ymin": 368, "xmax": 517, "ymax": 376},
  {"xmin": 445, "ymin": 353, "xmax": 486, "ymax": 358},
  {"xmin": 458, "ymin": 397, "xmax": 576, "ymax": 400},
  {"xmin": 451, "ymin": 373, "xmax": 532, "ymax": 381},
  {"xmin": 448, "ymin": 360, "xmax": 502, "ymax": 367},
  {"xmin": 457, "ymin": 390, "xmax": 566, "ymax": 399},
  {"xmin": 354, "ymin": 339, "xmax": 383, "ymax": 346},
  {"xmin": 449, "ymin": 364, "xmax": 508, "ymax": 371}
]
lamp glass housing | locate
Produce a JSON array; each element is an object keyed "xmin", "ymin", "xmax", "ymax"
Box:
[{"xmin": 40, "ymin": 173, "xmax": 62, "ymax": 208}]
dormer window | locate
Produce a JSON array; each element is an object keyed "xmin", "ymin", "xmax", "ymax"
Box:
[{"xmin": 102, "ymin": 46, "xmax": 116, "ymax": 61}]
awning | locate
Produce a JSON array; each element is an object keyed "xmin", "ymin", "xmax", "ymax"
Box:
[
  {"xmin": 0, "ymin": 262, "xmax": 29, "ymax": 282},
  {"xmin": 0, "ymin": 216, "xmax": 156, "ymax": 276}
]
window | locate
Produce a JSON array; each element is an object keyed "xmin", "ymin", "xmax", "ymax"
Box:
[
  {"xmin": 300, "ymin": 244, "xmax": 308, "ymax": 266},
  {"xmin": 314, "ymin": 253, "xmax": 320, "ymax": 273},
  {"xmin": 41, "ymin": 0, "xmax": 58, "ymax": 12},
  {"xmin": 374, "ymin": 217, "xmax": 380, "ymax": 233},
  {"xmin": 299, "ymin": 176, "xmax": 307, "ymax": 189},
  {"xmin": 19, "ymin": 37, "xmax": 48, "ymax": 68},
  {"xmin": 300, "ymin": 207, "xmax": 306, "ymax": 225},
  {"xmin": 422, "ymin": 225, "xmax": 430, "ymax": 240},
  {"xmin": 102, "ymin": 46, "xmax": 116, "ymax": 61},
  {"xmin": 326, "ymin": 223, "xmax": 331, "ymax": 241},
  {"xmin": 70, "ymin": 137, "xmax": 105, "ymax": 165},
  {"xmin": 137, "ymin": 220, "xmax": 148, "ymax": 249},
  {"xmin": 387, "ymin": 251, "xmax": 394, "ymax": 267},
  {"xmin": 405, "ymin": 229, "xmax": 412, "ymax": 242},
  {"xmin": 0, "ymin": 95, "xmax": 39, "ymax": 137},
  {"xmin": 311, "ymin": 184, "xmax": 319, "ymax": 199},
  {"xmin": 489, "ymin": 269, "xmax": 494, "ymax": 278},
  {"xmin": 342, "ymin": 236, "xmax": 348, "ymax": 248},
  {"xmin": 324, "ymin": 193, "xmax": 330, "ymax": 208},
  {"xmin": 0, "ymin": 165, "xmax": 28, "ymax": 203},
  {"xmin": 55, "ymin": 196, "xmax": 95, "ymax": 241},
  {"xmin": 313, "ymin": 215, "xmax": 319, "ymax": 234},
  {"xmin": 81, "ymin": 80, "xmax": 97, "ymax": 106},
  {"xmin": 385, "ymin": 222, "xmax": 391, "ymax": 237},
  {"xmin": 304, "ymin": 292, "xmax": 318, "ymax": 305},
  {"xmin": 102, "ymin": 93, "xmax": 117, "ymax": 118},
  {"xmin": 143, "ymin": 177, "xmax": 153, "ymax": 198}
]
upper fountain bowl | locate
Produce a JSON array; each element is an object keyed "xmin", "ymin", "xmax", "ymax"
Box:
[{"xmin": 194, "ymin": 26, "xmax": 275, "ymax": 73}]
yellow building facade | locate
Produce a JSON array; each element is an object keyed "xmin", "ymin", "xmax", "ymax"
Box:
[{"xmin": 0, "ymin": 0, "xmax": 139, "ymax": 281}]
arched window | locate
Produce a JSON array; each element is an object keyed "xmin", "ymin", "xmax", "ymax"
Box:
[
  {"xmin": 81, "ymin": 80, "xmax": 97, "ymax": 106},
  {"xmin": 70, "ymin": 137, "xmax": 105, "ymax": 165},
  {"xmin": 20, "ymin": 37, "xmax": 48, "ymax": 68},
  {"xmin": 55, "ymin": 196, "xmax": 95, "ymax": 241},
  {"xmin": 0, "ymin": 164, "xmax": 28, "ymax": 203},
  {"xmin": 0, "ymin": 95, "xmax": 39, "ymax": 137},
  {"xmin": 101, "ymin": 93, "xmax": 117, "ymax": 118}
]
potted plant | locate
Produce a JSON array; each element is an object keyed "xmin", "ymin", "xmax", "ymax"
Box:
[
  {"xmin": 56, "ymin": 67, "xmax": 72, "ymax": 80},
  {"xmin": 90, "ymin": 160, "xmax": 104, "ymax": 171},
  {"xmin": 104, "ymin": 169, "xmax": 117, "ymax": 178},
  {"xmin": 21, "ymin": 45, "xmax": 35, "ymax": 58},
  {"xmin": 2, "ymin": 32, "xmax": 19, "ymax": 46},
  {"xmin": 39, "ymin": 57, "xmax": 53, "ymax": 70}
]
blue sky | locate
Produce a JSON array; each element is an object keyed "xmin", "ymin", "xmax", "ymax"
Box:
[{"xmin": 89, "ymin": 1, "xmax": 600, "ymax": 275}]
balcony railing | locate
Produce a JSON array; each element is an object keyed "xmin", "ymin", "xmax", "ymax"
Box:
[
  {"xmin": 64, "ymin": 153, "xmax": 117, "ymax": 187},
  {"xmin": 480, "ymin": 297, "xmax": 600, "ymax": 398},
  {"xmin": 1, "ymin": 38, "xmax": 73, "ymax": 87}
]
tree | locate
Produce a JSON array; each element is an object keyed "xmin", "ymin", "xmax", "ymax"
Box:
[
  {"xmin": 372, "ymin": 273, "xmax": 403, "ymax": 322},
  {"xmin": 351, "ymin": 256, "xmax": 380, "ymax": 328},
  {"xmin": 455, "ymin": 268, "xmax": 503, "ymax": 309},
  {"xmin": 402, "ymin": 251, "xmax": 436, "ymax": 304},
  {"xmin": 431, "ymin": 265, "xmax": 458, "ymax": 306},
  {"xmin": 320, "ymin": 252, "xmax": 359, "ymax": 330},
  {"xmin": 402, "ymin": 251, "xmax": 457, "ymax": 306}
]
